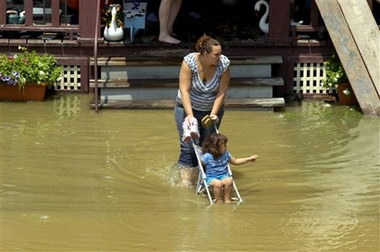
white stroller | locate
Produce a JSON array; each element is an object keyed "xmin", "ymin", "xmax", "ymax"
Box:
[{"xmin": 193, "ymin": 116, "xmax": 243, "ymax": 205}]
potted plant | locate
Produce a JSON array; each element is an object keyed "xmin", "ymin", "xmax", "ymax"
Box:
[
  {"xmin": 322, "ymin": 53, "xmax": 358, "ymax": 106},
  {"xmin": 0, "ymin": 46, "xmax": 62, "ymax": 101}
]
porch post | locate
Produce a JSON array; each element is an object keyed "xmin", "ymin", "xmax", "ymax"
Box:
[
  {"xmin": 79, "ymin": 0, "xmax": 101, "ymax": 39},
  {"xmin": 0, "ymin": 0, "xmax": 6, "ymax": 25},
  {"xmin": 52, "ymin": 0, "xmax": 60, "ymax": 26},
  {"xmin": 268, "ymin": 0, "xmax": 291, "ymax": 44},
  {"xmin": 310, "ymin": 0, "xmax": 320, "ymax": 27},
  {"xmin": 25, "ymin": 0, "xmax": 33, "ymax": 26}
]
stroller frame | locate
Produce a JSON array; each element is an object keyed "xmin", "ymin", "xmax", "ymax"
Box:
[{"xmin": 193, "ymin": 124, "xmax": 243, "ymax": 205}]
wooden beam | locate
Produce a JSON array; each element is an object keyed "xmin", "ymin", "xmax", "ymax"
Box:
[
  {"xmin": 0, "ymin": 0, "xmax": 6, "ymax": 25},
  {"xmin": 268, "ymin": 0, "xmax": 291, "ymax": 44},
  {"xmin": 52, "ymin": 0, "xmax": 60, "ymax": 26},
  {"xmin": 89, "ymin": 56, "xmax": 283, "ymax": 66},
  {"xmin": 316, "ymin": 0, "xmax": 380, "ymax": 116},
  {"xmin": 89, "ymin": 77, "xmax": 284, "ymax": 88},
  {"xmin": 337, "ymin": 0, "xmax": 380, "ymax": 96},
  {"xmin": 310, "ymin": 0, "xmax": 320, "ymax": 27},
  {"xmin": 25, "ymin": 0, "xmax": 33, "ymax": 25},
  {"xmin": 0, "ymin": 25, "xmax": 79, "ymax": 32},
  {"xmin": 79, "ymin": 0, "xmax": 100, "ymax": 39}
]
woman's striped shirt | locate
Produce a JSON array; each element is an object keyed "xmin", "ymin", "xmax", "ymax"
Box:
[{"xmin": 177, "ymin": 52, "xmax": 230, "ymax": 111}]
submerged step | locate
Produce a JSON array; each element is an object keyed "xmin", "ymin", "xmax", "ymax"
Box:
[
  {"xmin": 91, "ymin": 77, "xmax": 283, "ymax": 101},
  {"xmin": 89, "ymin": 77, "xmax": 284, "ymax": 88},
  {"xmin": 100, "ymin": 86, "xmax": 273, "ymax": 100},
  {"xmin": 90, "ymin": 98, "xmax": 285, "ymax": 109},
  {"xmin": 100, "ymin": 65, "xmax": 272, "ymax": 79}
]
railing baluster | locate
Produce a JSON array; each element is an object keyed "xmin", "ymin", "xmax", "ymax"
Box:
[
  {"xmin": 52, "ymin": 0, "xmax": 60, "ymax": 26},
  {"xmin": 310, "ymin": 0, "xmax": 320, "ymax": 27},
  {"xmin": 25, "ymin": 0, "xmax": 33, "ymax": 26},
  {"xmin": 0, "ymin": 0, "xmax": 6, "ymax": 25}
]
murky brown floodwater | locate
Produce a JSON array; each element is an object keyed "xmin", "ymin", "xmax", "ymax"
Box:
[{"xmin": 1, "ymin": 94, "xmax": 379, "ymax": 251}]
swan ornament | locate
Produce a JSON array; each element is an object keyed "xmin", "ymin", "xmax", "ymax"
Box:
[
  {"xmin": 104, "ymin": 4, "xmax": 124, "ymax": 41},
  {"xmin": 254, "ymin": 0, "xmax": 269, "ymax": 34}
]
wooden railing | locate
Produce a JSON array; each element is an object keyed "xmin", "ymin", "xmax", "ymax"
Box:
[
  {"xmin": 0, "ymin": 0, "xmax": 101, "ymax": 41},
  {"xmin": 0, "ymin": 0, "xmax": 376, "ymax": 44},
  {"xmin": 267, "ymin": 0, "xmax": 328, "ymax": 44}
]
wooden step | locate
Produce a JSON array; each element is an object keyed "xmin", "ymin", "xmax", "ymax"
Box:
[
  {"xmin": 90, "ymin": 56, "xmax": 283, "ymax": 66},
  {"xmin": 89, "ymin": 77, "xmax": 284, "ymax": 88},
  {"xmin": 90, "ymin": 98, "xmax": 285, "ymax": 109},
  {"xmin": 100, "ymin": 65, "xmax": 272, "ymax": 79}
]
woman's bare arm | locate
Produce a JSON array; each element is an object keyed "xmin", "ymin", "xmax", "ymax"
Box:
[
  {"xmin": 179, "ymin": 61, "xmax": 194, "ymax": 118},
  {"xmin": 211, "ymin": 66, "xmax": 230, "ymax": 117}
]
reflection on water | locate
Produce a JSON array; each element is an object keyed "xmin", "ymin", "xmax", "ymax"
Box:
[{"xmin": 1, "ymin": 95, "xmax": 379, "ymax": 251}]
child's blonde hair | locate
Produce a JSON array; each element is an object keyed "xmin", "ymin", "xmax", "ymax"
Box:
[{"xmin": 202, "ymin": 133, "xmax": 228, "ymax": 157}]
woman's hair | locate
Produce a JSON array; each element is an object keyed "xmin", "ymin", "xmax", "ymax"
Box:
[
  {"xmin": 195, "ymin": 34, "xmax": 221, "ymax": 55},
  {"xmin": 202, "ymin": 133, "xmax": 228, "ymax": 157}
]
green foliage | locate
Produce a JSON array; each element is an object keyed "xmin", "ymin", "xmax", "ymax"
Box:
[
  {"xmin": 102, "ymin": 4, "xmax": 124, "ymax": 28},
  {"xmin": 322, "ymin": 53, "xmax": 348, "ymax": 89},
  {"xmin": 0, "ymin": 46, "xmax": 62, "ymax": 88}
]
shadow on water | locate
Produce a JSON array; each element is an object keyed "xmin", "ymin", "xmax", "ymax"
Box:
[{"xmin": 1, "ymin": 95, "xmax": 379, "ymax": 251}]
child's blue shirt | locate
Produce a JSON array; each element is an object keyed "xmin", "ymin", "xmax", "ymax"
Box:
[{"xmin": 201, "ymin": 151, "xmax": 231, "ymax": 177}]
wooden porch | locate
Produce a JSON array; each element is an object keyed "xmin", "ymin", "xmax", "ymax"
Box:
[{"xmin": 0, "ymin": 0, "xmax": 379, "ymax": 113}]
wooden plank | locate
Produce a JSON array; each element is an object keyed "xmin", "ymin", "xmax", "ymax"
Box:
[
  {"xmin": 310, "ymin": 0, "xmax": 320, "ymax": 27},
  {"xmin": 268, "ymin": 0, "xmax": 291, "ymax": 44},
  {"xmin": 26, "ymin": 39, "xmax": 46, "ymax": 46},
  {"xmin": 79, "ymin": 0, "xmax": 99, "ymax": 39},
  {"xmin": 337, "ymin": 0, "xmax": 380, "ymax": 96},
  {"xmin": 0, "ymin": 0, "xmax": 6, "ymax": 25},
  {"xmin": 89, "ymin": 77, "xmax": 284, "ymax": 88},
  {"xmin": 62, "ymin": 40, "xmax": 79, "ymax": 46},
  {"xmin": 232, "ymin": 77, "xmax": 284, "ymax": 86},
  {"xmin": 0, "ymin": 25, "xmax": 80, "ymax": 32},
  {"xmin": 316, "ymin": 0, "xmax": 380, "ymax": 116},
  {"xmin": 90, "ymin": 57, "xmax": 182, "ymax": 66},
  {"xmin": 90, "ymin": 98, "xmax": 285, "ymax": 109},
  {"xmin": 25, "ymin": 0, "xmax": 33, "ymax": 26},
  {"xmin": 45, "ymin": 39, "xmax": 64, "ymax": 46},
  {"xmin": 8, "ymin": 39, "xmax": 27, "ymax": 45},
  {"xmin": 90, "ymin": 56, "xmax": 283, "ymax": 66},
  {"xmin": 224, "ymin": 98, "xmax": 285, "ymax": 108},
  {"xmin": 0, "ymin": 38, "xmax": 9, "ymax": 45},
  {"xmin": 51, "ymin": 0, "xmax": 60, "ymax": 26},
  {"xmin": 229, "ymin": 56, "xmax": 283, "ymax": 64}
]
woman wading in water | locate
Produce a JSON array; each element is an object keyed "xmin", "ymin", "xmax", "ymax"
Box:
[{"xmin": 174, "ymin": 35, "xmax": 231, "ymax": 186}]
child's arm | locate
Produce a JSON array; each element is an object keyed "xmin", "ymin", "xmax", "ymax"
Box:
[{"xmin": 229, "ymin": 155, "xmax": 258, "ymax": 166}]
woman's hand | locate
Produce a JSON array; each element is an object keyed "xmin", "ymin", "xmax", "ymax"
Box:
[
  {"xmin": 185, "ymin": 114, "xmax": 195, "ymax": 122},
  {"xmin": 210, "ymin": 114, "xmax": 219, "ymax": 123}
]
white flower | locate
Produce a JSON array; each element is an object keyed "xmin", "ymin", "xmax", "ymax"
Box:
[
  {"xmin": 343, "ymin": 88, "xmax": 351, "ymax": 96},
  {"xmin": 38, "ymin": 70, "xmax": 45, "ymax": 76}
]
